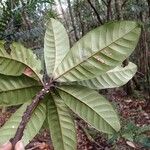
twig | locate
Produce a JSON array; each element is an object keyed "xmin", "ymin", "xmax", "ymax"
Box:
[
  {"xmin": 121, "ymin": 0, "xmax": 128, "ymax": 9},
  {"xmin": 10, "ymin": 81, "xmax": 54, "ymax": 149},
  {"xmin": 101, "ymin": 0, "xmax": 107, "ymax": 6},
  {"xmin": 87, "ymin": 0, "xmax": 103, "ymax": 25}
]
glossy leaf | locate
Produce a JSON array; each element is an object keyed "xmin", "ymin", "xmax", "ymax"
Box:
[
  {"xmin": 0, "ymin": 41, "xmax": 42, "ymax": 81},
  {"xmin": 0, "ymin": 102, "xmax": 46, "ymax": 146},
  {"xmin": 70, "ymin": 62, "xmax": 137, "ymax": 89},
  {"xmin": 54, "ymin": 21, "xmax": 141, "ymax": 82},
  {"xmin": 58, "ymin": 85, "xmax": 120, "ymax": 134},
  {"xmin": 47, "ymin": 93, "xmax": 77, "ymax": 150},
  {"xmin": 44, "ymin": 18, "xmax": 70, "ymax": 76},
  {"xmin": 0, "ymin": 75, "xmax": 41, "ymax": 106}
]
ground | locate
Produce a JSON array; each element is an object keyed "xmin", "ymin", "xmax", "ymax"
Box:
[{"xmin": 0, "ymin": 89, "xmax": 149, "ymax": 150}]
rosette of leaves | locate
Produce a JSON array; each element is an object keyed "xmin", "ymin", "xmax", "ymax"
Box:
[{"xmin": 0, "ymin": 18, "xmax": 141, "ymax": 150}]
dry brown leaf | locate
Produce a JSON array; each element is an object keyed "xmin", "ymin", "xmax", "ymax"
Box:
[
  {"xmin": 126, "ymin": 141, "xmax": 136, "ymax": 148},
  {"xmin": 23, "ymin": 67, "xmax": 33, "ymax": 77}
]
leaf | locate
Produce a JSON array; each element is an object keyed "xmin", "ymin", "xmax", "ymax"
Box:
[
  {"xmin": 54, "ymin": 21, "xmax": 141, "ymax": 82},
  {"xmin": 58, "ymin": 85, "xmax": 120, "ymax": 134},
  {"xmin": 0, "ymin": 41, "xmax": 42, "ymax": 82},
  {"xmin": 44, "ymin": 18, "xmax": 70, "ymax": 76},
  {"xmin": 135, "ymin": 135, "xmax": 150, "ymax": 148},
  {"xmin": 23, "ymin": 103, "xmax": 46, "ymax": 145},
  {"xmin": 47, "ymin": 93, "xmax": 77, "ymax": 150},
  {"xmin": 0, "ymin": 102, "xmax": 46, "ymax": 146},
  {"xmin": 23, "ymin": 67, "xmax": 34, "ymax": 77},
  {"xmin": 122, "ymin": 132, "xmax": 134, "ymax": 141},
  {"xmin": 126, "ymin": 141, "xmax": 136, "ymax": 148},
  {"xmin": 0, "ymin": 75, "xmax": 41, "ymax": 106},
  {"xmin": 137, "ymin": 125, "xmax": 150, "ymax": 134},
  {"xmin": 70, "ymin": 62, "xmax": 137, "ymax": 89}
]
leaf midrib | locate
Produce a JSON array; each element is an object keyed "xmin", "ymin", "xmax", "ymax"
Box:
[
  {"xmin": 45, "ymin": 20, "xmax": 57, "ymax": 74},
  {"xmin": 0, "ymin": 85, "xmax": 41, "ymax": 92},
  {"xmin": 52, "ymin": 21, "xmax": 57, "ymax": 73},
  {"xmin": 58, "ymin": 87, "xmax": 116, "ymax": 133},
  {"xmin": 54, "ymin": 25, "xmax": 138, "ymax": 80},
  {"xmin": 51, "ymin": 95, "xmax": 66, "ymax": 150},
  {"xmin": 76, "ymin": 63, "xmax": 136, "ymax": 83}
]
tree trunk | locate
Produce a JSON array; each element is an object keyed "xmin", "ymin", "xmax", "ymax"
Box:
[
  {"xmin": 115, "ymin": 0, "xmax": 123, "ymax": 20},
  {"xmin": 115, "ymin": 0, "xmax": 134, "ymax": 95},
  {"xmin": 67, "ymin": 0, "xmax": 79, "ymax": 41},
  {"xmin": 57, "ymin": 0, "xmax": 69, "ymax": 29},
  {"xmin": 107, "ymin": 0, "xmax": 112, "ymax": 21},
  {"xmin": 76, "ymin": 0, "xmax": 85, "ymax": 36},
  {"xmin": 87, "ymin": 0, "xmax": 103, "ymax": 24},
  {"xmin": 121, "ymin": 0, "xmax": 129, "ymax": 9},
  {"xmin": 142, "ymin": 29, "xmax": 150, "ymax": 107},
  {"xmin": 147, "ymin": 0, "xmax": 150, "ymax": 17},
  {"xmin": 132, "ymin": 76, "xmax": 141, "ymax": 91},
  {"xmin": 123, "ymin": 59, "xmax": 134, "ymax": 95},
  {"xmin": 20, "ymin": 0, "xmax": 31, "ymax": 30},
  {"xmin": 138, "ymin": 1, "xmax": 150, "ymax": 104}
]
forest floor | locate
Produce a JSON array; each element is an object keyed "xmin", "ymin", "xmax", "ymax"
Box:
[{"xmin": 0, "ymin": 89, "xmax": 149, "ymax": 150}]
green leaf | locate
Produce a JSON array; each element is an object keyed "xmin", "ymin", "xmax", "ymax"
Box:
[
  {"xmin": 70, "ymin": 62, "xmax": 137, "ymax": 89},
  {"xmin": 0, "ymin": 75, "xmax": 41, "ymax": 106},
  {"xmin": 137, "ymin": 125, "xmax": 150, "ymax": 134},
  {"xmin": 135, "ymin": 135, "xmax": 150, "ymax": 148},
  {"xmin": 0, "ymin": 41, "xmax": 42, "ymax": 81},
  {"xmin": 44, "ymin": 18, "xmax": 70, "ymax": 76},
  {"xmin": 47, "ymin": 93, "xmax": 77, "ymax": 150},
  {"xmin": 122, "ymin": 133, "xmax": 134, "ymax": 141},
  {"xmin": 54, "ymin": 21, "xmax": 141, "ymax": 82},
  {"xmin": 0, "ymin": 102, "xmax": 46, "ymax": 146},
  {"xmin": 58, "ymin": 85, "xmax": 120, "ymax": 134}
]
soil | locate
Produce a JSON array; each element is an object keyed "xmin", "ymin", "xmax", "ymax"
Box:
[{"xmin": 0, "ymin": 90, "xmax": 149, "ymax": 150}]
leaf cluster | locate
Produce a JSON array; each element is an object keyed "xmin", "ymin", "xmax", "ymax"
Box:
[{"xmin": 0, "ymin": 18, "xmax": 141, "ymax": 150}]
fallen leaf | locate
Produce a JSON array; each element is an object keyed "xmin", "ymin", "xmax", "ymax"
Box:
[{"xmin": 126, "ymin": 141, "xmax": 136, "ymax": 148}]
